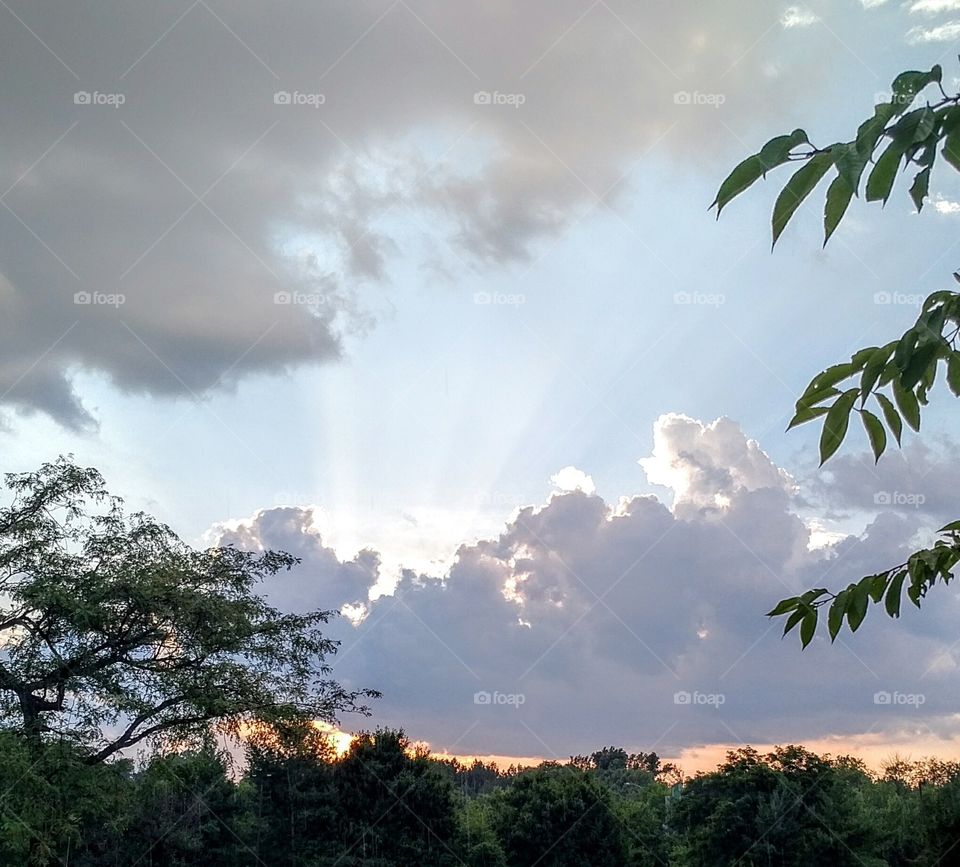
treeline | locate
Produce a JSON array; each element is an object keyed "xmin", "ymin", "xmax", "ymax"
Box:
[{"xmin": 4, "ymin": 729, "xmax": 960, "ymax": 866}]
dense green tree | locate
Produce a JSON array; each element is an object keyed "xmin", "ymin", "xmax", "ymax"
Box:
[
  {"xmin": 0, "ymin": 457, "xmax": 376, "ymax": 762},
  {"xmin": 714, "ymin": 64, "xmax": 960, "ymax": 644},
  {"xmin": 454, "ymin": 797, "xmax": 508, "ymax": 867},
  {"xmin": 243, "ymin": 722, "xmax": 340, "ymax": 865},
  {"xmin": 489, "ymin": 763, "xmax": 628, "ymax": 866},
  {"xmin": 333, "ymin": 729, "xmax": 459, "ymax": 866},
  {"xmin": 0, "ymin": 734, "xmax": 129, "ymax": 866},
  {"xmin": 115, "ymin": 747, "xmax": 243, "ymax": 867},
  {"xmin": 670, "ymin": 747, "xmax": 873, "ymax": 867}
]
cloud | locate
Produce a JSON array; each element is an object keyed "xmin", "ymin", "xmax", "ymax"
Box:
[
  {"xmin": 933, "ymin": 195, "xmax": 960, "ymax": 214},
  {"xmin": 907, "ymin": 20, "xmax": 960, "ymax": 40},
  {"xmin": 909, "ymin": 0, "xmax": 960, "ymax": 14},
  {"xmin": 550, "ymin": 466, "xmax": 596, "ymax": 495},
  {"xmin": 0, "ymin": 1, "xmax": 851, "ymax": 426},
  {"xmin": 809, "ymin": 438, "xmax": 960, "ymax": 522},
  {"xmin": 781, "ymin": 7, "xmax": 820, "ymax": 28},
  {"xmin": 638, "ymin": 413, "xmax": 794, "ymax": 515},
  {"xmin": 212, "ymin": 415, "xmax": 960, "ymax": 758}
]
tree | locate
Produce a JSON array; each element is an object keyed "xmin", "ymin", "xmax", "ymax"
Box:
[
  {"xmin": 333, "ymin": 729, "xmax": 460, "ymax": 866},
  {"xmin": 243, "ymin": 721, "xmax": 341, "ymax": 865},
  {"xmin": 670, "ymin": 747, "xmax": 872, "ymax": 866},
  {"xmin": 489, "ymin": 763, "xmax": 628, "ymax": 866},
  {"xmin": 0, "ymin": 457, "xmax": 376, "ymax": 763},
  {"xmin": 714, "ymin": 64, "xmax": 960, "ymax": 645}
]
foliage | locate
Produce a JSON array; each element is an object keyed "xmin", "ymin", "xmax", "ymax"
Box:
[
  {"xmin": 489, "ymin": 763, "xmax": 629, "ymax": 866},
  {"xmin": 0, "ymin": 457, "xmax": 377, "ymax": 761},
  {"xmin": 5, "ymin": 734, "xmax": 960, "ymax": 866},
  {"xmin": 713, "ymin": 66, "xmax": 960, "ymax": 645}
]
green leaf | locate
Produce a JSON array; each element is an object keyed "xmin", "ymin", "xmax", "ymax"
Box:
[
  {"xmin": 712, "ymin": 130, "xmax": 809, "ymax": 214},
  {"xmin": 783, "ymin": 606, "xmax": 806, "ymax": 636},
  {"xmin": 861, "ymin": 409, "xmax": 887, "ymax": 463},
  {"xmin": 943, "ymin": 129, "xmax": 960, "ymax": 172},
  {"xmin": 885, "ymin": 571, "xmax": 906, "ymax": 618},
  {"xmin": 947, "ymin": 351, "xmax": 960, "ymax": 396},
  {"xmin": 827, "ymin": 590, "xmax": 848, "ymax": 641},
  {"xmin": 847, "ymin": 582, "xmax": 869, "ymax": 632},
  {"xmin": 893, "ymin": 379, "xmax": 921, "ymax": 431},
  {"xmin": 939, "ymin": 520, "xmax": 960, "ymax": 533},
  {"xmin": 799, "ymin": 609, "xmax": 818, "ymax": 648},
  {"xmin": 909, "ymin": 167, "xmax": 931, "ymax": 212},
  {"xmin": 808, "ymin": 362, "xmax": 860, "ymax": 393},
  {"xmin": 766, "ymin": 597, "xmax": 799, "ymax": 617},
  {"xmin": 824, "ymin": 173, "xmax": 854, "ymax": 244},
  {"xmin": 890, "ymin": 107, "xmax": 935, "ymax": 147},
  {"xmin": 772, "ymin": 151, "xmax": 835, "ymax": 248},
  {"xmin": 850, "ymin": 346, "xmax": 878, "ymax": 368},
  {"xmin": 712, "ymin": 156, "xmax": 765, "ymax": 215},
  {"xmin": 900, "ymin": 341, "xmax": 939, "ymax": 390},
  {"xmin": 890, "ymin": 67, "xmax": 941, "ymax": 114},
  {"xmin": 786, "ymin": 404, "xmax": 830, "ymax": 431},
  {"xmin": 893, "ymin": 328, "xmax": 919, "ymax": 373},
  {"xmin": 907, "ymin": 580, "xmax": 922, "ymax": 608},
  {"xmin": 865, "ymin": 141, "xmax": 905, "ymax": 204},
  {"xmin": 869, "ymin": 574, "xmax": 889, "ymax": 603},
  {"xmin": 819, "ymin": 389, "xmax": 860, "ymax": 466},
  {"xmin": 875, "ymin": 393, "xmax": 903, "ymax": 446},
  {"xmin": 860, "ymin": 343, "xmax": 895, "ymax": 405},
  {"xmin": 757, "ymin": 129, "xmax": 810, "ymax": 171}
]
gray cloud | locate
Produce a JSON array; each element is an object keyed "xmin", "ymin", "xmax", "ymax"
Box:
[
  {"xmin": 214, "ymin": 415, "xmax": 960, "ymax": 759},
  {"xmin": 2, "ymin": 0, "xmax": 852, "ymax": 425},
  {"xmin": 809, "ymin": 438, "xmax": 960, "ymax": 522}
]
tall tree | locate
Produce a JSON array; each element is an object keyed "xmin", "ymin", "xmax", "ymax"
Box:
[{"xmin": 0, "ymin": 457, "xmax": 376, "ymax": 762}]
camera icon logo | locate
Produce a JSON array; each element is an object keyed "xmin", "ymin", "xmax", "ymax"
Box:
[
  {"xmin": 473, "ymin": 91, "xmax": 492, "ymax": 105},
  {"xmin": 874, "ymin": 691, "xmax": 892, "ymax": 705},
  {"xmin": 473, "ymin": 691, "xmax": 492, "ymax": 705},
  {"xmin": 273, "ymin": 291, "xmax": 292, "ymax": 305},
  {"xmin": 73, "ymin": 91, "xmax": 91, "ymax": 105},
  {"xmin": 673, "ymin": 91, "xmax": 692, "ymax": 105},
  {"xmin": 674, "ymin": 691, "xmax": 692, "ymax": 705},
  {"xmin": 273, "ymin": 91, "xmax": 292, "ymax": 105},
  {"xmin": 874, "ymin": 492, "xmax": 891, "ymax": 505},
  {"xmin": 73, "ymin": 291, "xmax": 92, "ymax": 305}
]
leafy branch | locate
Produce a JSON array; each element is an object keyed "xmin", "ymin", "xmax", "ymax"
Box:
[
  {"xmin": 713, "ymin": 65, "xmax": 958, "ymax": 246},
  {"xmin": 713, "ymin": 63, "xmax": 960, "ymax": 647}
]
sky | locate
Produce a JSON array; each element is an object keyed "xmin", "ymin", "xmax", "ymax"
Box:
[{"xmin": 4, "ymin": 0, "xmax": 960, "ymax": 772}]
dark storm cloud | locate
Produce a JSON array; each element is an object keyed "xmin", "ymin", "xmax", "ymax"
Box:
[{"xmin": 2, "ymin": 0, "xmax": 847, "ymax": 425}]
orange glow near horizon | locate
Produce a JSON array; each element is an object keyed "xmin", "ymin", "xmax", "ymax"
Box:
[{"xmin": 313, "ymin": 724, "xmax": 960, "ymax": 776}]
